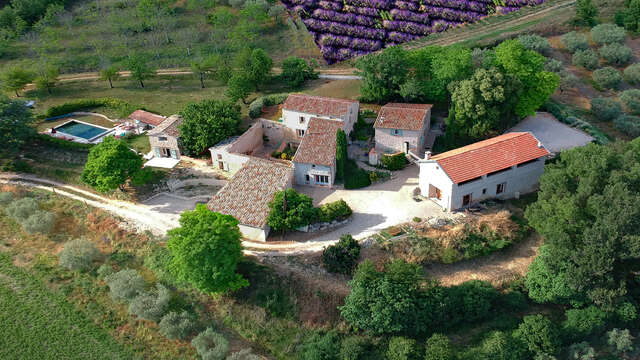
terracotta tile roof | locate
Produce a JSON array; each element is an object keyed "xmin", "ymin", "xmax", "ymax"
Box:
[
  {"xmin": 282, "ymin": 94, "xmax": 358, "ymax": 118},
  {"xmin": 207, "ymin": 158, "xmax": 293, "ymax": 228},
  {"xmin": 128, "ymin": 110, "xmax": 166, "ymax": 126},
  {"xmin": 430, "ymin": 132, "xmax": 550, "ymax": 184},
  {"xmin": 293, "ymin": 118, "xmax": 342, "ymax": 167},
  {"xmin": 147, "ymin": 115, "xmax": 182, "ymax": 138},
  {"xmin": 374, "ymin": 103, "xmax": 432, "ymax": 131}
]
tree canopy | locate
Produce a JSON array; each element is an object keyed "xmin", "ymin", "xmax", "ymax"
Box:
[
  {"xmin": 525, "ymin": 139, "xmax": 640, "ymax": 309},
  {"xmin": 267, "ymin": 189, "xmax": 317, "ymax": 232},
  {"xmin": 167, "ymin": 204, "xmax": 248, "ymax": 294},
  {"xmin": 0, "ymin": 94, "xmax": 35, "ymax": 153},
  {"xmin": 1, "ymin": 66, "xmax": 35, "ymax": 96},
  {"xmin": 126, "ymin": 54, "xmax": 155, "ymax": 88},
  {"xmin": 280, "ymin": 56, "xmax": 317, "ymax": 88},
  {"xmin": 81, "ymin": 137, "xmax": 143, "ymax": 193},
  {"xmin": 178, "ymin": 99, "xmax": 241, "ymax": 156}
]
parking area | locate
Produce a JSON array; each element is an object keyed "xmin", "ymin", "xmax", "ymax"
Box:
[{"xmin": 508, "ymin": 112, "xmax": 593, "ymax": 154}]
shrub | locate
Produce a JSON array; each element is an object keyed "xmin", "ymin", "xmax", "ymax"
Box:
[
  {"xmin": 226, "ymin": 349, "xmax": 261, "ymax": 360},
  {"xmin": 318, "ymin": 199, "xmax": 352, "ymax": 223},
  {"xmin": 301, "ymin": 331, "xmax": 340, "ymax": 360},
  {"xmin": 0, "ymin": 192, "xmax": 13, "ymax": 206},
  {"xmin": 159, "ymin": 311, "xmax": 195, "ymax": 340},
  {"xmin": 562, "ymin": 306, "xmax": 608, "ymax": 340},
  {"xmin": 590, "ymin": 97, "xmax": 622, "ymax": 121},
  {"xmin": 592, "ymin": 67, "xmax": 623, "ymax": 89},
  {"xmin": 513, "ymin": 315, "xmax": 561, "ymax": 355},
  {"xmin": 97, "ymin": 263, "xmax": 114, "ymax": 278},
  {"xmin": 425, "ymin": 333, "xmax": 454, "ymax": 360},
  {"xmin": 322, "ymin": 234, "xmax": 361, "ymax": 275},
  {"xmin": 590, "ymin": 24, "xmax": 627, "ymax": 45},
  {"xmin": 544, "ymin": 58, "xmax": 564, "ymax": 74},
  {"xmin": 44, "ymin": 98, "xmax": 137, "ymax": 118},
  {"xmin": 191, "ymin": 328, "xmax": 229, "ymax": 360},
  {"xmin": 144, "ymin": 244, "xmax": 182, "ymax": 286},
  {"xmin": 445, "ymin": 280, "xmax": 499, "ymax": 323},
  {"xmin": 381, "ymin": 152, "xmax": 406, "ymax": 171},
  {"xmin": 561, "ymin": 32, "xmax": 589, "ymax": 53},
  {"xmin": 616, "ymin": 115, "xmax": 640, "ymax": 136},
  {"xmin": 620, "ymin": 89, "xmax": 640, "ymax": 114},
  {"xmin": 35, "ymin": 133, "xmax": 93, "ymax": 151},
  {"xmin": 281, "ymin": 57, "xmax": 317, "ymax": 88},
  {"xmin": 58, "ymin": 238, "xmax": 100, "ymax": 271},
  {"xmin": 21, "ymin": 210, "xmax": 54, "ymax": 234},
  {"xmin": 248, "ymin": 93, "xmax": 289, "ymax": 118},
  {"xmin": 607, "ymin": 328, "xmax": 634, "ymax": 354},
  {"xmin": 623, "ymin": 63, "xmax": 640, "ymax": 85},
  {"xmin": 517, "ymin": 34, "xmax": 551, "ymax": 55},
  {"xmin": 128, "ymin": 284, "xmax": 170, "ymax": 322},
  {"xmin": 386, "ymin": 336, "xmax": 417, "ymax": 360},
  {"xmin": 599, "ymin": 43, "xmax": 633, "ymax": 65},
  {"xmin": 5, "ymin": 197, "xmax": 39, "ymax": 220},
  {"xmin": 339, "ymin": 336, "xmax": 369, "ymax": 360},
  {"xmin": 572, "ymin": 49, "xmax": 600, "ymax": 70},
  {"xmin": 615, "ymin": 302, "xmax": 638, "ymax": 323},
  {"xmin": 480, "ymin": 331, "xmax": 528, "ymax": 360},
  {"xmin": 104, "ymin": 269, "xmax": 146, "ymax": 303},
  {"xmin": 568, "ymin": 342, "xmax": 596, "ymax": 360},
  {"xmin": 344, "ymin": 160, "xmax": 371, "ymax": 189}
]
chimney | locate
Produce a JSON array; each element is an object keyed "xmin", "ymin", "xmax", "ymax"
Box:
[
  {"xmin": 537, "ymin": 141, "xmax": 543, "ymax": 148},
  {"xmin": 425, "ymin": 151, "xmax": 432, "ymax": 160}
]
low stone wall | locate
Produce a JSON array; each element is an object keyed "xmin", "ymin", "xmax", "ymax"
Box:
[
  {"xmin": 167, "ymin": 178, "xmax": 228, "ymax": 192},
  {"xmin": 296, "ymin": 217, "xmax": 350, "ymax": 233}
]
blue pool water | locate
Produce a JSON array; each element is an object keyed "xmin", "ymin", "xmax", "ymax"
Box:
[{"xmin": 55, "ymin": 121, "xmax": 108, "ymax": 140}]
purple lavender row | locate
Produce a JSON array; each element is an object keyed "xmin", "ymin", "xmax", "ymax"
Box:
[
  {"xmin": 389, "ymin": 9, "xmax": 431, "ymax": 24},
  {"xmin": 343, "ymin": 5, "xmax": 381, "ymax": 16},
  {"xmin": 423, "ymin": 0, "xmax": 490, "ymax": 13},
  {"xmin": 320, "ymin": 45, "xmax": 370, "ymax": 61},
  {"xmin": 497, "ymin": 6, "xmax": 520, "ymax": 13},
  {"xmin": 387, "ymin": 31, "xmax": 421, "ymax": 42},
  {"xmin": 343, "ymin": 0, "xmax": 393, "ymax": 9},
  {"xmin": 312, "ymin": 9, "xmax": 378, "ymax": 26},
  {"xmin": 394, "ymin": 0, "xmax": 420, "ymax": 10},
  {"xmin": 318, "ymin": 34, "xmax": 384, "ymax": 50},
  {"xmin": 318, "ymin": 0, "xmax": 343, "ymax": 10},
  {"xmin": 422, "ymin": 5, "xmax": 485, "ymax": 22},
  {"xmin": 504, "ymin": 0, "xmax": 544, "ymax": 5},
  {"xmin": 303, "ymin": 18, "xmax": 387, "ymax": 40},
  {"xmin": 382, "ymin": 20, "xmax": 433, "ymax": 35}
]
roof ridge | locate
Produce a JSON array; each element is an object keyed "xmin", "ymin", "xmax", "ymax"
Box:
[{"xmin": 432, "ymin": 132, "xmax": 529, "ymax": 160}]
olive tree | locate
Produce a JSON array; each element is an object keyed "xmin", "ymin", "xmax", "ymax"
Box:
[
  {"xmin": 104, "ymin": 269, "xmax": 146, "ymax": 302},
  {"xmin": 191, "ymin": 328, "xmax": 229, "ymax": 360},
  {"xmin": 620, "ymin": 89, "xmax": 640, "ymax": 114},
  {"xmin": 590, "ymin": 97, "xmax": 622, "ymax": 121},
  {"xmin": 128, "ymin": 283, "xmax": 170, "ymax": 321},
  {"xmin": 572, "ymin": 49, "xmax": 600, "ymax": 70},
  {"xmin": 599, "ymin": 43, "xmax": 633, "ymax": 65},
  {"xmin": 592, "ymin": 67, "xmax": 623, "ymax": 89},
  {"xmin": 58, "ymin": 238, "xmax": 101, "ymax": 271},
  {"xmin": 590, "ymin": 24, "xmax": 627, "ymax": 45},
  {"xmin": 517, "ymin": 34, "xmax": 551, "ymax": 55},
  {"xmin": 159, "ymin": 311, "xmax": 195, "ymax": 340},
  {"xmin": 623, "ymin": 63, "xmax": 640, "ymax": 85},
  {"xmin": 561, "ymin": 32, "xmax": 589, "ymax": 53}
]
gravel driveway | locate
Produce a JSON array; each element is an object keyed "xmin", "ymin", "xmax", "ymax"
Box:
[{"xmin": 508, "ymin": 112, "xmax": 593, "ymax": 154}]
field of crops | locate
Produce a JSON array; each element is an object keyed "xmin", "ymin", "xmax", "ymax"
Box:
[
  {"xmin": 281, "ymin": 0, "xmax": 546, "ymax": 62},
  {"xmin": 0, "ymin": 253, "xmax": 132, "ymax": 360}
]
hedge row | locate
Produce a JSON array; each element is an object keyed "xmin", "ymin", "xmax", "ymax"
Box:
[
  {"xmin": 381, "ymin": 152, "xmax": 406, "ymax": 171},
  {"xmin": 318, "ymin": 199, "xmax": 353, "ymax": 223},
  {"xmin": 248, "ymin": 93, "xmax": 289, "ymax": 119},
  {"xmin": 44, "ymin": 98, "xmax": 139, "ymax": 119}
]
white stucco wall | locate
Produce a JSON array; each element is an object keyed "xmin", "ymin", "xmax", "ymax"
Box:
[
  {"xmin": 293, "ymin": 162, "xmax": 335, "ymax": 187},
  {"xmin": 210, "ymin": 149, "xmax": 250, "ymax": 175},
  {"xmin": 419, "ymin": 157, "xmax": 546, "ymax": 211},
  {"xmin": 239, "ymin": 224, "xmax": 268, "ymax": 242}
]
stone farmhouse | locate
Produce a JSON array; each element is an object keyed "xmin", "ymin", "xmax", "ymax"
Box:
[
  {"xmin": 373, "ymin": 103, "xmax": 432, "ymax": 155},
  {"xmin": 207, "ymin": 158, "xmax": 293, "ymax": 241},
  {"xmin": 292, "ymin": 118, "xmax": 343, "ymax": 187},
  {"xmin": 281, "ymin": 94, "xmax": 359, "ymax": 138},
  {"xmin": 418, "ymin": 132, "xmax": 549, "ymax": 211},
  {"xmin": 146, "ymin": 115, "xmax": 183, "ymax": 168}
]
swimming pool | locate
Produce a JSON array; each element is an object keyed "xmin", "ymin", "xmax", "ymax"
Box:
[{"xmin": 55, "ymin": 120, "xmax": 110, "ymax": 141}]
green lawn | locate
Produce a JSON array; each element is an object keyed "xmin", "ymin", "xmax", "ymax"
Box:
[
  {"xmin": 0, "ymin": 253, "xmax": 133, "ymax": 360},
  {"xmin": 122, "ymin": 134, "xmax": 151, "ymax": 154}
]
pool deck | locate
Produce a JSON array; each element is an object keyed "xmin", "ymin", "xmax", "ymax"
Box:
[{"xmin": 48, "ymin": 119, "xmax": 115, "ymax": 144}]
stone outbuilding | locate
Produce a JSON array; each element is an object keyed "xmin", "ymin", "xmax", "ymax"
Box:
[
  {"xmin": 207, "ymin": 158, "xmax": 293, "ymax": 241},
  {"xmin": 146, "ymin": 115, "xmax": 182, "ymax": 168},
  {"xmin": 127, "ymin": 110, "xmax": 166, "ymax": 133},
  {"xmin": 374, "ymin": 103, "xmax": 432, "ymax": 155},
  {"xmin": 292, "ymin": 117, "xmax": 343, "ymax": 187},
  {"xmin": 281, "ymin": 94, "xmax": 359, "ymax": 139},
  {"xmin": 418, "ymin": 132, "xmax": 550, "ymax": 211}
]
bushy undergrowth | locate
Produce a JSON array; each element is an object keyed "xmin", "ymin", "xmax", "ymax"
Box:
[
  {"xmin": 58, "ymin": 238, "xmax": 100, "ymax": 271},
  {"xmin": 248, "ymin": 93, "xmax": 289, "ymax": 118},
  {"xmin": 517, "ymin": 34, "xmax": 551, "ymax": 55},
  {"xmin": 0, "ymin": 192, "xmax": 13, "ymax": 205},
  {"xmin": 614, "ymin": 115, "xmax": 640, "ymax": 137},
  {"xmin": 226, "ymin": 349, "xmax": 262, "ymax": 360},
  {"xmin": 191, "ymin": 328, "xmax": 229, "ymax": 360},
  {"xmin": 322, "ymin": 234, "xmax": 361, "ymax": 275},
  {"xmin": 5, "ymin": 197, "xmax": 54, "ymax": 235}
]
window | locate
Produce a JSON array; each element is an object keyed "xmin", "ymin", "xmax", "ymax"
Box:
[
  {"xmin": 392, "ymin": 129, "xmax": 403, "ymax": 136},
  {"xmin": 305, "ymin": 174, "xmax": 310, "ymax": 183},
  {"xmin": 315, "ymin": 175, "xmax": 329, "ymax": 184},
  {"xmin": 429, "ymin": 184, "xmax": 441, "ymax": 200},
  {"xmin": 297, "ymin": 129, "xmax": 305, "ymax": 137},
  {"xmin": 299, "ymin": 116, "xmax": 305, "ymax": 124},
  {"xmin": 462, "ymin": 194, "xmax": 472, "ymax": 206},
  {"xmin": 482, "ymin": 188, "xmax": 487, "ymax": 194},
  {"xmin": 159, "ymin": 136, "xmax": 167, "ymax": 141},
  {"xmin": 496, "ymin": 182, "xmax": 506, "ymax": 194},
  {"xmin": 217, "ymin": 154, "xmax": 222, "ymax": 160}
]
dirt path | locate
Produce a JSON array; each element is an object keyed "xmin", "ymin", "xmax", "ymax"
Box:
[{"xmin": 424, "ymin": 233, "xmax": 542, "ymax": 287}]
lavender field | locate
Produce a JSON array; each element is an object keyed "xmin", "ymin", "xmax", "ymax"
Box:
[{"xmin": 281, "ymin": 0, "xmax": 546, "ymax": 63}]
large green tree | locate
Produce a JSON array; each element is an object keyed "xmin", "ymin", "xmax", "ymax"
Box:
[
  {"xmin": 167, "ymin": 204, "xmax": 248, "ymax": 294},
  {"xmin": 0, "ymin": 94, "xmax": 35, "ymax": 153},
  {"xmin": 34, "ymin": 63, "xmax": 58, "ymax": 94},
  {"xmin": 126, "ymin": 54, "xmax": 155, "ymax": 88},
  {"xmin": 447, "ymin": 67, "xmax": 518, "ymax": 141},
  {"xmin": 1, "ymin": 66, "xmax": 34, "ymax": 96},
  {"xmin": 178, "ymin": 99, "xmax": 241, "ymax": 156},
  {"xmin": 494, "ymin": 39, "xmax": 560, "ymax": 118},
  {"xmin": 356, "ymin": 46, "xmax": 409, "ymax": 103},
  {"xmin": 525, "ymin": 140, "xmax": 640, "ymax": 309},
  {"xmin": 576, "ymin": 0, "xmax": 598, "ymax": 26},
  {"xmin": 280, "ymin": 56, "xmax": 317, "ymax": 88},
  {"xmin": 428, "ymin": 45, "xmax": 473, "ymax": 102},
  {"xmin": 99, "ymin": 64, "xmax": 120, "ymax": 89},
  {"xmin": 81, "ymin": 137, "xmax": 143, "ymax": 192},
  {"xmin": 267, "ymin": 189, "xmax": 317, "ymax": 233}
]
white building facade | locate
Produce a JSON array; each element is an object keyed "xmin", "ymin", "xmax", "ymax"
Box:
[
  {"xmin": 281, "ymin": 94, "xmax": 359, "ymax": 139},
  {"xmin": 418, "ymin": 132, "xmax": 549, "ymax": 211}
]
